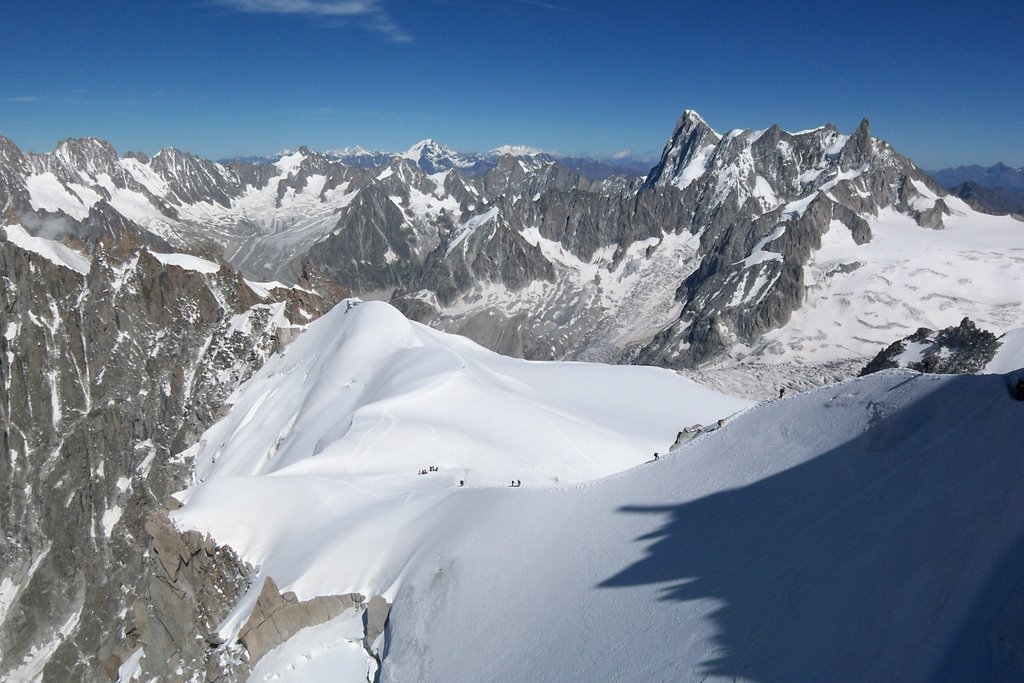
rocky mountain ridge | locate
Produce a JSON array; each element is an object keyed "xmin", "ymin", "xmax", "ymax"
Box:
[
  {"xmin": 930, "ymin": 162, "xmax": 1024, "ymax": 191},
  {"xmin": 0, "ymin": 227, "xmax": 345, "ymax": 680},
  {"xmin": 859, "ymin": 318, "xmax": 1003, "ymax": 376},
  {"xmin": 231, "ymin": 141, "xmax": 653, "ymax": 180},
  {"xmin": 930, "ymin": 162, "xmax": 1024, "ymax": 218},
  {"xmin": 2, "ymin": 110, "xmax": 1023, "ymax": 379}
]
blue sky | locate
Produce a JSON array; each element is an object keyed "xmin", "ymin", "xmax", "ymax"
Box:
[{"xmin": 1, "ymin": 0, "xmax": 1021, "ymax": 168}]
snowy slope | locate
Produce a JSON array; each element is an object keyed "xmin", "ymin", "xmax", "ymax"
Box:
[
  {"xmin": 746, "ymin": 198, "xmax": 1024, "ymax": 366},
  {"xmin": 989, "ymin": 328, "xmax": 1024, "ymax": 374},
  {"xmin": 378, "ymin": 370, "xmax": 1024, "ymax": 682},
  {"xmin": 171, "ymin": 300, "xmax": 750, "ymax": 668},
  {"xmin": 2, "ymin": 224, "xmax": 90, "ymax": 274},
  {"xmin": 170, "ymin": 298, "xmax": 1024, "ymax": 681}
]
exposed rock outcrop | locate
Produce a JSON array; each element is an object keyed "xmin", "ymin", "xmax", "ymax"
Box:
[
  {"xmin": 98, "ymin": 512, "xmax": 251, "ymax": 681},
  {"xmin": 859, "ymin": 318, "xmax": 1002, "ymax": 376},
  {"xmin": 237, "ymin": 577, "xmax": 365, "ymax": 666}
]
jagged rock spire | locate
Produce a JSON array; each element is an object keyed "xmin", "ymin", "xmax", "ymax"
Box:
[{"xmin": 643, "ymin": 110, "xmax": 722, "ymax": 189}]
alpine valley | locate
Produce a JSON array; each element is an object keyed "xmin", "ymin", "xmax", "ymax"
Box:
[{"xmin": 2, "ymin": 110, "xmax": 1024, "ymax": 682}]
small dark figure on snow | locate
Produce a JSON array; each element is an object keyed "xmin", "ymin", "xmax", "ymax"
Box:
[
  {"xmin": 717, "ymin": 418, "xmax": 724, "ymax": 428},
  {"xmin": 516, "ymin": 479, "xmax": 521, "ymax": 487},
  {"xmin": 653, "ymin": 452, "xmax": 660, "ymax": 461},
  {"xmin": 459, "ymin": 480, "xmax": 465, "ymax": 487},
  {"xmin": 779, "ymin": 387, "xmax": 786, "ymax": 399}
]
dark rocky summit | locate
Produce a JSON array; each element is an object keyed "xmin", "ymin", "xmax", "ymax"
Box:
[{"xmin": 859, "ymin": 318, "xmax": 1002, "ymax": 376}]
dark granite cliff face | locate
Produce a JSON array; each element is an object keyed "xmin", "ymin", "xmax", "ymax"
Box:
[
  {"xmin": 635, "ymin": 116, "xmax": 951, "ymax": 366},
  {"xmin": 0, "ymin": 231, "xmax": 343, "ymax": 680}
]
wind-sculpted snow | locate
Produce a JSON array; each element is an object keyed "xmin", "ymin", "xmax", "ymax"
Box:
[{"xmin": 988, "ymin": 328, "xmax": 1024, "ymax": 374}]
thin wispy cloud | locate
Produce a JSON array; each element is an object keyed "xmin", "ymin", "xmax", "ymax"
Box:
[
  {"xmin": 511, "ymin": 0, "xmax": 600, "ymax": 17},
  {"xmin": 216, "ymin": 0, "xmax": 411, "ymax": 42},
  {"xmin": 2, "ymin": 95, "xmax": 139, "ymax": 106}
]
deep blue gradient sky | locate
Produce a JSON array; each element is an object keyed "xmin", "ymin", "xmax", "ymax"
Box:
[{"xmin": 2, "ymin": 0, "xmax": 1021, "ymax": 168}]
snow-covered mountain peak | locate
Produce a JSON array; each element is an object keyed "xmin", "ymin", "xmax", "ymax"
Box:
[
  {"xmin": 53, "ymin": 136, "xmax": 117, "ymax": 159},
  {"xmin": 274, "ymin": 149, "xmax": 308, "ymax": 174},
  {"xmin": 152, "ymin": 146, "xmax": 187, "ymax": 161},
  {"xmin": 149, "ymin": 146, "xmax": 226, "ymax": 176},
  {"xmin": 170, "ymin": 300, "xmax": 1024, "ymax": 680},
  {"xmin": 325, "ymin": 144, "xmax": 376, "ymax": 157},
  {"xmin": 401, "ymin": 138, "xmax": 449, "ymax": 159},
  {"xmin": 185, "ymin": 298, "xmax": 749, "ymax": 486},
  {"xmin": 679, "ymin": 108, "xmax": 714, "ymax": 130},
  {"xmin": 399, "ymin": 139, "xmax": 486, "ymax": 174},
  {"xmin": 333, "ymin": 144, "xmax": 369, "ymax": 155},
  {"xmin": 490, "ymin": 144, "xmax": 547, "ymax": 157},
  {"xmin": 643, "ymin": 109, "xmax": 723, "ymax": 190},
  {"xmin": 2, "ymin": 109, "xmax": 1020, "ymax": 382},
  {"xmin": 172, "ymin": 298, "xmax": 751, "ymax": 632},
  {"xmin": 48, "ymin": 136, "xmax": 120, "ymax": 177}
]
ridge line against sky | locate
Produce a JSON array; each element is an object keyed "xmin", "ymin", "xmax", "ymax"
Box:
[{"xmin": 1, "ymin": 0, "xmax": 1021, "ymax": 168}]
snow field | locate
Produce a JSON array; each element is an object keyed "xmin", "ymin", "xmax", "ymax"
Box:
[
  {"xmin": 742, "ymin": 201, "xmax": 1024, "ymax": 367},
  {"xmin": 381, "ymin": 370, "xmax": 1024, "ymax": 681},
  {"xmin": 3, "ymin": 224, "xmax": 91, "ymax": 274},
  {"xmin": 170, "ymin": 299, "xmax": 751, "ymax": 677},
  {"xmin": 166, "ymin": 296, "xmax": 1024, "ymax": 680}
]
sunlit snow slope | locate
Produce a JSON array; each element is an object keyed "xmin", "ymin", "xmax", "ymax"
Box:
[
  {"xmin": 172, "ymin": 300, "xmax": 750, "ymax": 637},
  {"xmin": 172, "ymin": 300, "xmax": 1024, "ymax": 682}
]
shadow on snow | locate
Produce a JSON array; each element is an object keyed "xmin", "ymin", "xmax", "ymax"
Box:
[{"xmin": 600, "ymin": 374, "xmax": 1024, "ymax": 682}]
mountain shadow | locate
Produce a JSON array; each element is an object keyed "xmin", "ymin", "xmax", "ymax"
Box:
[{"xmin": 600, "ymin": 373, "xmax": 1024, "ymax": 681}]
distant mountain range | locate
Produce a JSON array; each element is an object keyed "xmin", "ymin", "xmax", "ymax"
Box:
[
  {"xmin": 930, "ymin": 162, "xmax": 1024, "ymax": 190},
  {"xmin": 928, "ymin": 162, "xmax": 1024, "ymax": 216},
  {"xmin": 223, "ymin": 142, "xmax": 655, "ymax": 180},
  {"xmin": 3, "ymin": 110, "xmax": 1022, "ymax": 380}
]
